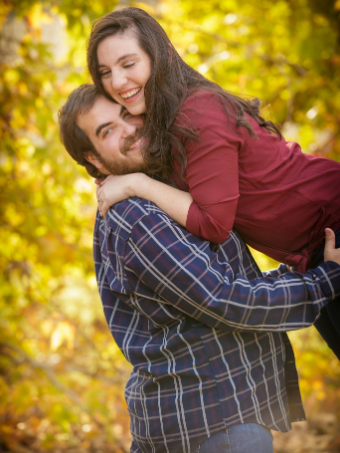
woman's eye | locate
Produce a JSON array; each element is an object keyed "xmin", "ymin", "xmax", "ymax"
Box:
[
  {"xmin": 123, "ymin": 62, "xmax": 135, "ymax": 69},
  {"xmin": 100, "ymin": 70, "xmax": 110, "ymax": 78}
]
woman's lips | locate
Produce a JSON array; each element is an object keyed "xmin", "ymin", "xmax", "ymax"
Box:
[
  {"xmin": 127, "ymin": 137, "xmax": 142, "ymax": 151},
  {"xmin": 120, "ymin": 87, "xmax": 142, "ymax": 104}
]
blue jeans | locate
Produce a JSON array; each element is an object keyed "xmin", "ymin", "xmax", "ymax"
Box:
[{"xmin": 193, "ymin": 423, "xmax": 273, "ymax": 453}]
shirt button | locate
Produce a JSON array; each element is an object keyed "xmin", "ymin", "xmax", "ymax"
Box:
[{"xmin": 225, "ymin": 429, "xmax": 228, "ymax": 434}]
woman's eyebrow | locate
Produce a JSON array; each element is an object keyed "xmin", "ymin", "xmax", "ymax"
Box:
[{"xmin": 98, "ymin": 53, "xmax": 138, "ymax": 67}]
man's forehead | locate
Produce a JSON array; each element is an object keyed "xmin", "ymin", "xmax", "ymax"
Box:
[
  {"xmin": 90, "ymin": 95, "xmax": 122, "ymax": 119},
  {"xmin": 77, "ymin": 95, "xmax": 122, "ymax": 135}
]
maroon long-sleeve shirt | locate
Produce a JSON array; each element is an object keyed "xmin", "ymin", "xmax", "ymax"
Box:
[{"xmin": 174, "ymin": 91, "xmax": 340, "ymax": 272}]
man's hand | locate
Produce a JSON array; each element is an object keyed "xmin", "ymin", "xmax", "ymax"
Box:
[{"xmin": 324, "ymin": 228, "xmax": 340, "ymax": 266}]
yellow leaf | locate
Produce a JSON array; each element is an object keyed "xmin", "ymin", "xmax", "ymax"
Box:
[
  {"xmin": 313, "ymin": 380, "xmax": 323, "ymax": 390},
  {"xmin": 51, "ymin": 321, "xmax": 75, "ymax": 351},
  {"xmin": 4, "ymin": 69, "xmax": 20, "ymax": 84},
  {"xmin": 28, "ymin": 3, "xmax": 53, "ymax": 30},
  {"xmin": 316, "ymin": 390, "xmax": 326, "ymax": 400},
  {"xmin": 41, "ymin": 320, "xmax": 54, "ymax": 336}
]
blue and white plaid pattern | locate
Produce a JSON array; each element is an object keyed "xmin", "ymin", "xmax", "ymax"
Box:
[{"xmin": 93, "ymin": 198, "xmax": 340, "ymax": 453}]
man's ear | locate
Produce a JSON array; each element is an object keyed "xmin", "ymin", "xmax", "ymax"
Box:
[{"xmin": 84, "ymin": 152, "xmax": 104, "ymax": 170}]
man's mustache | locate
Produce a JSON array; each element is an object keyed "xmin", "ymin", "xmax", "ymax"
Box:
[{"xmin": 121, "ymin": 128, "xmax": 143, "ymax": 155}]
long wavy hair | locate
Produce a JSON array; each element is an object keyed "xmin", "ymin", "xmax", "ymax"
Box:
[{"xmin": 87, "ymin": 7, "xmax": 281, "ymax": 184}]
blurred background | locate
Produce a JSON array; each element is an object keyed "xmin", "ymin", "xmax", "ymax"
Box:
[{"xmin": 1, "ymin": 0, "xmax": 340, "ymax": 452}]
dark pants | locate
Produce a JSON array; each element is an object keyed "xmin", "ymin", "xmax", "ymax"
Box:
[{"xmin": 308, "ymin": 228, "xmax": 340, "ymax": 360}]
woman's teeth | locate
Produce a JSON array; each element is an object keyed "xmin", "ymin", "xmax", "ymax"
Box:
[
  {"xmin": 129, "ymin": 138, "xmax": 142, "ymax": 150},
  {"xmin": 121, "ymin": 87, "xmax": 141, "ymax": 100}
]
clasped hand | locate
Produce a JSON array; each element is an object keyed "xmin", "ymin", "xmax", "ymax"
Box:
[{"xmin": 96, "ymin": 173, "xmax": 142, "ymax": 217}]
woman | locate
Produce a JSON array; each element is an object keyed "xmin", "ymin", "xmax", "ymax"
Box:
[{"xmin": 86, "ymin": 7, "xmax": 340, "ymax": 358}]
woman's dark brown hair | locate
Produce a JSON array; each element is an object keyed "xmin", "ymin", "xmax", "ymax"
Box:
[{"xmin": 87, "ymin": 7, "xmax": 281, "ymax": 184}]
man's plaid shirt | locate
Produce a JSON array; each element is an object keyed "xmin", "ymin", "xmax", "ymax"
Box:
[{"xmin": 93, "ymin": 198, "xmax": 340, "ymax": 453}]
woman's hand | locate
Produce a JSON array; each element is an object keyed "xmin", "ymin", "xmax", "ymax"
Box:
[
  {"xmin": 96, "ymin": 173, "xmax": 145, "ymax": 217},
  {"xmin": 96, "ymin": 173, "xmax": 193, "ymax": 228}
]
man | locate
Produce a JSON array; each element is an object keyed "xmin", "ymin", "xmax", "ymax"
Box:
[{"xmin": 59, "ymin": 84, "xmax": 340, "ymax": 453}]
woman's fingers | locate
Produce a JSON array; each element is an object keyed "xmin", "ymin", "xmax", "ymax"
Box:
[
  {"xmin": 97, "ymin": 189, "xmax": 111, "ymax": 217},
  {"xmin": 96, "ymin": 174, "xmax": 132, "ymax": 217},
  {"xmin": 99, "ymin": 174, "xmax": 116, "ymax": 186},
  {"xmin": 101, "ymin": 202, "xmax": 109, "ymax": 217},
  {"xmin": 97, "ymin": 187, "xmax": 105, "ymax": 216}
]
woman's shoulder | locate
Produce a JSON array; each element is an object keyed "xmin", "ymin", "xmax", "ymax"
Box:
[
  {"xmin": 178, "ymin": 89, "xmax": 229, "ymax": 126},
  {"xmin": 182, "ymin": 89, "xmax": 224, "ymax": 109}
]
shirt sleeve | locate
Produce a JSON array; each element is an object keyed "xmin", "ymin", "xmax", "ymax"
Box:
[
  {"xmin": 123, "ymin": 213, "xmax": 340, "ymax": 332},
  {"xmin": 263, "ymin": 264, "xmax": 290, "ymax": 278},
  {"xmin": 178, "ymin": 92, "xmax": 242, "ymax": 243}
]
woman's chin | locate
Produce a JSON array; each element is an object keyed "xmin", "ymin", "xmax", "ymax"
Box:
[{"xmin": 125, "ymin": 100, "xmax": 146, "ymax": 116}]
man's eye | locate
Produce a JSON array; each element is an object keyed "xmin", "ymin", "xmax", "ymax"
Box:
[{"xmin": 103, "ymin": 128, "xmax": 112, "ymax": 138}]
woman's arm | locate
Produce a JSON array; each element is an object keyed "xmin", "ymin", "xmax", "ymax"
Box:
[
  {"xmin": 97, "ymin": 92, "xmax": 241, "ymax": 241},
  {"xmin": 97, "ymin": 173, "xmax": 193, "ymax": 228},
  {"xmin": 178, "ymin": 91, "xmax": 242, "ymax": 243}
]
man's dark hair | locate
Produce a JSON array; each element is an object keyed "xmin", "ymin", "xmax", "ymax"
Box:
[
  {"xmin": 87, "ymin": 7, "xmax": 282, "ymax": 185},
  {"xmin": 58, "ymin": 84, "xmax": 104, "ymax": 178}
]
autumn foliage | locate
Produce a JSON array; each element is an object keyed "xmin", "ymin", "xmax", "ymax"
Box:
[{"xmin": 1, "ymin": 1, "xmax": 340, "ymax": 452}]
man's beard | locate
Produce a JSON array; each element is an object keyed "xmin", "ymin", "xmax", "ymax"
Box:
[{"xmin": 97, "ymin": 128, "xmax": 146, "ymax": 175}]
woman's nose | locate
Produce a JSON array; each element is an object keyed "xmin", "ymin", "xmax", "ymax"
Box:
[
  {"xmin": 122, "ymin": 121, "xmax": 136, "ymax": 137},
  {"xmin": 111, "ymin": 68, "xmax": 127, "ymax": 91}
]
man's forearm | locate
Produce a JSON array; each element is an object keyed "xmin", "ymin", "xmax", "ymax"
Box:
[{"xmin": 124, "ymin": 215, "xmax": 340, "ymax": 332}]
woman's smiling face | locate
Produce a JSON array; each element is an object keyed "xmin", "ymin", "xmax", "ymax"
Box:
[{"xmin": 97, "ymin": 31, "xmax": 151, "ymax": 116}]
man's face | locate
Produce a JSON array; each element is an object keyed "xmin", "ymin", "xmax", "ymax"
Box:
[{"xmin": 77, "ymin": 95, "xmax": 145, "ymax": 175}]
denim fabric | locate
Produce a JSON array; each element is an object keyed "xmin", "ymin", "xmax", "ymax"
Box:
[
  {"xmin": 310, "ymin": 228, "xmax": 340, "ymax": 360},
  {"xmin": 193, "ymin": 424, "xmax": 273, "ymax": 453}
]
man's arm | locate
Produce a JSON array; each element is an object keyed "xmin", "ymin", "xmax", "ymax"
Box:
[
  {"xmin": 122, "ymin": 214, "xmax": 340, "ymax": 332},
  {"xmin": 263, "ymin": 263, "xmax": 291, "ymax": 278}
]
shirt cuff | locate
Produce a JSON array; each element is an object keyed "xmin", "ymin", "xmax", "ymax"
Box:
[
  {"xmin": 186, "ymin": 200, "xmax": 232, "ymax": 243},
  {"xmin": 186, "ymin": 201, "xmax": 200, "ymax": 237},
  {"xmin": 312, "ymin": 261, "xmax": 340, "ymax": 300}
]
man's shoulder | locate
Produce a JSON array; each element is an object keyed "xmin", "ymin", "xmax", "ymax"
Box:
[
  {"xmin": 104, "ymin": 197, "xmax": 167, "ymax": 236},
  {"xmin": 93, "ymin": 198, "xmax": 167, "ymax": 295}
]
